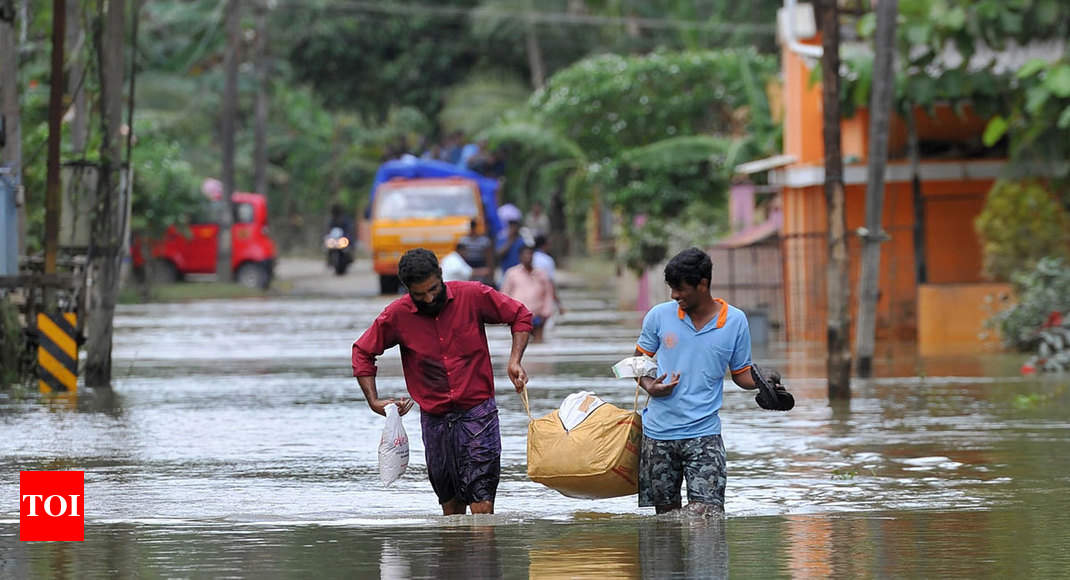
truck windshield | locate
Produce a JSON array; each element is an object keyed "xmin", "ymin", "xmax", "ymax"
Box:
[{"xmin": 374, "ymin": 183, "xmax": 478, "ymax": 220}]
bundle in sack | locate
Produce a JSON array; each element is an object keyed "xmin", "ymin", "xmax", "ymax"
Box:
[
  {"xmin": 378, "ymin": 404, "xmax": 409, "ymax": 486},
  {"xmin": 526, "ymin": 391, "xmax": 642, "ymax": 499}
]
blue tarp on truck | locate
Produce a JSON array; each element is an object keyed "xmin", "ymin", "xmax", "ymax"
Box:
[{"xmin": 369, "ymin": 158, "xmax": 502, "ymax": 239}]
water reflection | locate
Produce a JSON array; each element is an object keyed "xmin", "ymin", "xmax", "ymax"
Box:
[
  {"xmin": 639, "ymin": 516, "xmax": 728, "ymax": 579},
  {"xmin": 528, "ymin": 522, "xmax": 639, "ymax": 579},
  {"xmin": 417, "ymin": 524, "xmax": 504, "ymax": 579},
  {"xmin": 5, "ymin": 500, "xmax": 1070, "ymax": 578},
  {"xmin": 525, "ymin": 515, "xmax": 728, "ymax": 580}
]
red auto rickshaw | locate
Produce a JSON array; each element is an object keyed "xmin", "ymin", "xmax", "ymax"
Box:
[{"xmin": 132, "ymin": 190, "xmax": 277, "ymax": 289}]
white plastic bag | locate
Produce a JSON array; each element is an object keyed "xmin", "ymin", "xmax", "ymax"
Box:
[
  {"xmin": 378, "ymin": 405, "xmax": 409, "ymax": 486},
  {"xmin": 557, "ymin": 391, "xmax": 607, "ymax": 431},
  {"xmin": 611, "ymin": 356, "xmax": 658, "ymax": 379}
]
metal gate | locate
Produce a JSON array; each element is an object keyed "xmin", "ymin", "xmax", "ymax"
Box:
[{"xmin": 707, "ymin": 242, "xmax": 784, "ymax": 344}]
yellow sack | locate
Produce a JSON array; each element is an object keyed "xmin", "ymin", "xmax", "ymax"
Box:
[{"xmin": 523, "ymin": 391, "xmax": 642, "ymax": 499}]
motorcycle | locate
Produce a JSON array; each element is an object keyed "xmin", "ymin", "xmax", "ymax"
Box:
[{"xmin": 324, "ymin": 227, "xmax": 354, "ymax": 275}]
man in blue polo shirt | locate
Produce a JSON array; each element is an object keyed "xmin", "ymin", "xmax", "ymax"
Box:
[{"xmin": 632, "ymin": 247, "xmax": 757, "ymax": 515}]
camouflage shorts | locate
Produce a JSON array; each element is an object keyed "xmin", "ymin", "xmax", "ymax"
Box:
[{"xmin": 639, "ymin": 434, "xmax": 726, "ymax": 509}]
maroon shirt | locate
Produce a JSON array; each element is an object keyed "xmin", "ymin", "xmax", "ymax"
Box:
[{"xmin": 352, "ymin": 281, "xmax": 534, "ymax": 415}]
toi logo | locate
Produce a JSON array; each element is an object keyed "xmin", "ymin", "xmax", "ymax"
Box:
[{"xmin": 20, "ymin": 471, "xmax": 84, "ymax": 541}]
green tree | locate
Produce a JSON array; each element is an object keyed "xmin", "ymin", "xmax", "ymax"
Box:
[
  {"xmin": 282, "ymin": 0, "xmax": 506, "ymax": 122},
  {"xmin": 485, "ymin": 49, "xmax": 778, "ymax": 267},
  {"xmin": 438, "ymin": 71, "xmax": 531, "ymax": 136},
  {"xmin": 528, "ymin": 50, "xmax": 777, "ymax": 160},
  {"xmin": 129, "ymin": 129, "xmax": 205, "ymax": 237},
  {"xmin": 975, "ymin": 180, "xmax": 1070, "ymax": 282}
]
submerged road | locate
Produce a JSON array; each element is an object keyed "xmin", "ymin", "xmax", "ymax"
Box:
[{"xmin": 1, "ymin": 255, "xmax": 1067, "ymax": 577}]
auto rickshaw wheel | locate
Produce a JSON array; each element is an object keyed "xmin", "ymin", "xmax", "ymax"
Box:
[
  {"xmin": 149, "ymin": 260, "xmax": 180, "ymax": 284},
  {"xmin": 236, "ymin": 262, "xmax": 270, "ymax": 290}
]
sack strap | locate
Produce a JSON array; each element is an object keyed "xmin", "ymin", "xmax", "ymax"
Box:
[
  {"xmin": 520, "ymin": 382, "xmax": 645, "ymax": 422},
  {"xmin": 519, "ymin": 387, "xmax": 532, "ymax": 421}
]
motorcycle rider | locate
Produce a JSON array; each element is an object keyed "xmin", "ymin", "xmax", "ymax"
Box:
[{"xmin": 325, "ymin": 203, "xmax": 356, "ymax": 269}]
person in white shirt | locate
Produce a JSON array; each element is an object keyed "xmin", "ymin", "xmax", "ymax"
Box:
[
  {"xmin": 524, "ymin": 201, "xmax": 551, "ymax": 237},
  {"xmin": 441, "ymin": 242, "xmax": 474, "ymax": 282},
  {"xmin": 532, "ymin": 234, "xmax": 564, "ymax": 315}
]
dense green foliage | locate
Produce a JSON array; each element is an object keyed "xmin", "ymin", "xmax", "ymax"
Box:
[
  {"xmin": 989, "ymin": 257, "xmax": 1070, "ymax": 351},
  {"xmin": 974, "ymin": 180, "xmax": 1070, "ymax": 282},
  {"xmin": 484, "ymin": 49, "xmax": 779, "ymax": 268},
  {"xmin": 875, "ymin": 0, "xmax": 1070, "ymax": 168},
  {"xmin": 528, "ymin": 50, "xmax": 777, "ymax": 160},
  {"xmin": 128, "ymin": 130, "xmax": 205, "ymax": 236},
  {"xmin": 12, "ymin": 0, "xmax": 783, "ymax": 258},
  {"xmin": 845, "ymin": 0, "xmax": 1069, "ymax": 124}
]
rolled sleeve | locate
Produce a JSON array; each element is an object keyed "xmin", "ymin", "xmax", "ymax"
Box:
[
  {"xmin": 352, "ymin": 311, "xmax": 397, "ymax": 377},
  {"xmin": 480, "ymin": 284, "xmax": 534, "ymax": 333}
]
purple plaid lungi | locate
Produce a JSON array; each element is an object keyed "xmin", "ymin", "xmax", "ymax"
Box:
[{"xmin": 420, "ymin": 397, "xmax": 501, "ymax": 505}]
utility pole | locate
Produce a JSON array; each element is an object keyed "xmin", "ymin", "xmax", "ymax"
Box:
[
  {"xmin": 855, "ymin": 0, "xmax": 898, "ymax": 377},
  {"xmin": 44, "ymin": 0, "xmax": 65, "ymax": 276},
  {"xmin": 253, "ymin": 0, "xmax": 268, "ymax": 196},
  {"xmin": 218, "ymin": 0, "xmax": 240, "ymax": 282},
  {"xmin": 85, "ymin": 0, "xmax": 124, "ymax": 387},
  {"xmin": 1, "ymin": 0, "xmax": 22, "ymax": 265},
  {"xmin": 523, "ymin": 0, "xmax": 545, "ymax": 90},
  {"xmin": 66, "ymin": 0, "xmax": 87, "ymax": 155},
  {"xmin": 820, "ymin": 0, "xmax": 852, "ymax": 399},
  {"xmin": 907, "ymin": 111, "xmax": 925, "ymax": 286}
]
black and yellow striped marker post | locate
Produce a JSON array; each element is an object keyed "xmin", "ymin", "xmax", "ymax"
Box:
[{"xmin": 36, "ymin": 312, "xmax": 79, "ymax": 394}]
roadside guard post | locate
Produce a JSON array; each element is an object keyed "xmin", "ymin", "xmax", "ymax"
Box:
[{"xmin": 36, "ymin": 312, "xmax": 78, "ymax": 394}]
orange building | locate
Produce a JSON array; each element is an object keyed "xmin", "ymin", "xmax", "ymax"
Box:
[{"xmin": 761, "ymin": 37, "xmax": 1013, "ymax": 355}]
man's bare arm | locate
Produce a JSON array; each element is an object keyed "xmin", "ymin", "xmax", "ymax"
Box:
[
  {"xmin": 507, "ymin": 331, "xmax": 531, "ymax": 391},
  {"xmin": 732, "ymin": 369, "xmax": 756, "ymax": 390},
  {"xmin": 357, "ymin": 375, "xmax": 413, "ymax": 416}
]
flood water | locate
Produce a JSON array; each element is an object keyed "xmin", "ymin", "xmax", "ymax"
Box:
[{"xmin": 2, "ymin": 274, "xmax": 1069, "ymax": 578}]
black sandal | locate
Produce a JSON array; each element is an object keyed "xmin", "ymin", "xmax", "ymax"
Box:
[{"xmin": 752, "ymin": 365, "xmax": 795, "ymax": 411}]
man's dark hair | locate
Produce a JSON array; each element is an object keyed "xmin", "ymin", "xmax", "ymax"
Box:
[
  {"xmin": 664, "ymin": 247, "xmax": 712, "ymax": 288},
  {"xmin": 398, "ymin": 248, "xmax": 442, "ymax": 287},
  {"xmin": 533, "ymin": 234, "xmax": 548, "ymax": 249}
]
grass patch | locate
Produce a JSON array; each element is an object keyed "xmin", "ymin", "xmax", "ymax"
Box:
[{"xmin": 119, "ymin": 282, "xmax": 271, "ymax": 304}]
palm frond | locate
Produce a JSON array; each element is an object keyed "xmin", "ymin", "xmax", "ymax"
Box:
[
  {"xmin": 618, "ymin": 135, "xmax": 734, "ymax": 171},
  {"xmin": 478, "ymin": 120, "xmax": 586, "ymax": 162},
  {"xmin": 439, "ymin": 72, "xmax": 531, "ymax": 135}
]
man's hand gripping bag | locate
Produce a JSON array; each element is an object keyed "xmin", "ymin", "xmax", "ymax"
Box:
[{"xmin": 524, "ymin": 390, "xmax": 642, "ymax": 499}]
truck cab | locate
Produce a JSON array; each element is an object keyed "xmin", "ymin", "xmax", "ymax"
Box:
[
  {"xmin": 370, "ymin": 178, "xmax": 487, "ymax": 293},
  {"xmin": 368, "ymin": 159, "xmax": 501, "ymax": 294}
]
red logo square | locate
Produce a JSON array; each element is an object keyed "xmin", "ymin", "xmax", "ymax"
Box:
[{"xmin": 20, "ymin": 471, "xmax": 84, "ymax": 542}]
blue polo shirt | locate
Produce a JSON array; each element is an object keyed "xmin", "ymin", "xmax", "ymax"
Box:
[{"xmin": 635, "ymin": 299, "xmax": 752, "ymax": 440}]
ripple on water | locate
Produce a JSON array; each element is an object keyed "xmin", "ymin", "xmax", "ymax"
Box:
[{"xmin": 1, "ymin": 293, "xmax": 1067, "ymax": 526}]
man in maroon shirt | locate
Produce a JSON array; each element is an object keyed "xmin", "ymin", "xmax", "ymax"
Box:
[{"xmin": 352, "ymin": 248, "xmax": 533, "ymax": 515}]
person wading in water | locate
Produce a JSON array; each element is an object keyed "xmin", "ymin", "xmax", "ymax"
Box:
[{"xmin": 352, "ymin": 248, "xmax": 533, "ymax": 514}]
